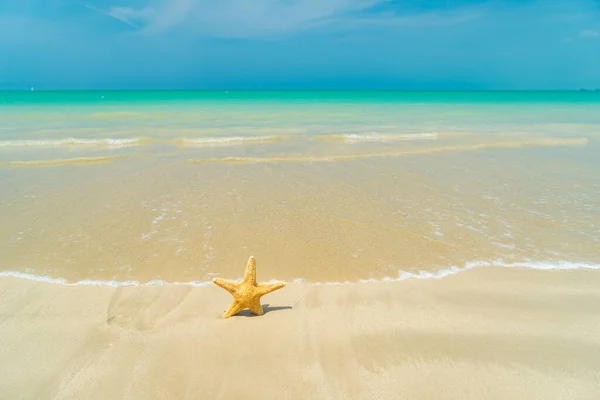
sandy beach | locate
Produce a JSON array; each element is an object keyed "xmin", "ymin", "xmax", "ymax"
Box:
[
  {"xmin": 2, "ymin": 0, "xmax": 600, "ymax": 393},
  {"xmin": 2, "ymin": 266, "xmax": 599, "ymax": 400},
  {"xmin": 2, "ymin": 91, "xmax": 600, "ymax": 399}
]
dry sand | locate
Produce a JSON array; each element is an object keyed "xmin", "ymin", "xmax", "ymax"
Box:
[{"xmin": 1, "ymin": 267, "xmax": 600, "ymax": 400}]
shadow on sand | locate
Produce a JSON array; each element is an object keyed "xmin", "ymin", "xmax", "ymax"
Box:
[{"xmin": 234, "ymin": 304, "xmax": 293, "ymax": 317}]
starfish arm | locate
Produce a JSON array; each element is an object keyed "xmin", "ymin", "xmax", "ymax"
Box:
[
  {"xmin": 248, "ymin": 298, "xmax": 264, "ymax": 316},
  {"xmin": 223, "ymin": 300, "xmax": 245, "ymax": 318},
  {"xmin": 257, "ymin": 281, "xmax": 285, "ymax": 296},
  {"xmin": 243, "ymin": 256, "xmax": 257, "ymax": 285},
  {"xmin": 213, "ymin": 278, "xmax": 238, "ymax": 295}
]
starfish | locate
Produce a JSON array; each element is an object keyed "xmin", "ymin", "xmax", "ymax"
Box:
[{"xmin": 213, "ymin": 256, "xmax": 285, "ymax": 318}]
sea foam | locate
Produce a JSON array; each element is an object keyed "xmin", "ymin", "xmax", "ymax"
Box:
[
  {"xmin": 1, "ymin": 260, "xmax": 598, "ymax": 287},
  {"xmin": 0, "ymin": 271, "xmax": 212, "ymax": 287},
  {"xmin": 176, "ymin": 135, "xmax": 288, "ymax": 147},
  {"xmin": 342, "ymin": 132, "xmax": 438, "ymax": 143},
  {"xmin": 0, "ymin": 138, "xmax": 146, "ymax": 148}
]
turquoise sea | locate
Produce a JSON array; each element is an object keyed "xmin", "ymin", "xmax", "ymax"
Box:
[{"xmin": 0, "ymin": 91, "xmax": 599, "ymax": 284}]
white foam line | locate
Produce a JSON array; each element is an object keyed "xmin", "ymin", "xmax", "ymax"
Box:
[
  {"xmin": 343, "ymin": 132, "xmax": 438, "ymax": 143},
  {"xmin": 355, "ymin": 260, "xmax": 600, "ymax": 285},
  {"xmin": 313, "ymin": 260, "xmax": 600, "ymax": 285},
  {"xmin": 1, "ymin": 260, "xmax": 598, "ymax": 287},
  {"xmin": 0, "ymin": 271, "xmax": 212, "ymax": 287},
  {"xmin": 179, "ymin": 136, "xmax": 275, "ymax": 146},
  {"xmin": 0, "ymin": 138, "xmax": 144, "ymax": 148}
]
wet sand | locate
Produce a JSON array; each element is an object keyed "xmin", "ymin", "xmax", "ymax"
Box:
[
  {"xmin": 2, "ymin": 143, "xmax": 599, "ymax": 284},
  {"xmin": 1, "ymin": 267, "xmax": 599, "ymax": 400}
]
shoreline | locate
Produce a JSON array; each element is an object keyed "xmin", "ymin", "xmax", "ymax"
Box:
[
  {"xmin": 2, "ymin": 266, "xmax": 599, "ymax": 399},
  {"xmin": 1, "ymin": 259, "xmax": 599, "ymax": 288}
]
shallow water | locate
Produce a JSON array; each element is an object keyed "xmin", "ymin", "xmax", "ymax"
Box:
[{"xmin": 1, "ymin": 91, "xmax": 599, "ymax": 284}]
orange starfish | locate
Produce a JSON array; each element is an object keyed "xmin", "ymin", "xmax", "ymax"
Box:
[{"xmin": 213, "ymin": 256, "xmax": 285, "ymax": 318}]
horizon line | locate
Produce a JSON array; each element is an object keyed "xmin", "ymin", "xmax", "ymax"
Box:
[{"xmin": 2, "ymin": 89, "xmax": 599, "ymax": 93}]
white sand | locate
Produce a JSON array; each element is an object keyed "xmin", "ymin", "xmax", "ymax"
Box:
[{"xmin": 1, "ymin": 267, "xmax": 600, "ymax": 400}]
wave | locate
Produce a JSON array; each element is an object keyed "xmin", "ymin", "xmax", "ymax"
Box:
[
  {"xmin": 317, "ymin": 132, "xmax": 438, "ymax": 143},
  {"xmin": 0, "ymin": 135, "xmax": 289, "ymax": 149},
  {"xmin": 189, "ymin": 138, "xmax": 589, "ymax": 165},
  {"xmin": 3, "ymin": 155, "xmax": 125, "ymax": 167},
  {"xmin": 0, "ymin": 138, "xmax": 148, "ymax": 148},
  {"xmin": 175, "ymin": 135, "xmax": 290, "ymax": 147},
  {"xmin": 353, "ymin": 260, "xmax": 600, "ymax": 284},
  {"xmin": 1, "ymin": 260, "xmax": 598, "ymax": 287},
  {"xmin": 0, "ymin": 271, "xmax": 211, "ymax": 287}
]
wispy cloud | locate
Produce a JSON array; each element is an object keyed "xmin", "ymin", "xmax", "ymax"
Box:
[
  {"xmin": 564, "ymin": 28, "xmax": 599, "ymax": 42},
  {"xmin": 3, "ymin": 0, "xmax": 600, "ymax": 90},
  {"xmin": 107, "ymin": 6, "xmax": 157, "ymax": 28},
  {"xmin": 579, "ymin": 29, "xmax": 599, "ymax": 38},
  {"xmin": 85, "ymin": 0, "xmax": 481, "ymax": 37},
  {"xmin": 84, "ymin": 4, "xmax": 141, "ymax": 28},
  {"xmin": 352, "ymin": 10, "xmax": 481, "ymax": 28}
]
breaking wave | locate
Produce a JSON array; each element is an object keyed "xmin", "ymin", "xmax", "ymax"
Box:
[
  {"xmin": 0, "ymin": 138, "xmax": 147, "ymax": 148},
  {"xmin": 0, "ymin": 135, "xmax": 290, "ymax": 150},
  {"xmin": 317, "ymin": 132, "xmax": 438, "ymax": 143},
  {"xmin": 175, "ymin": 135, "xmax": 290, "ymax": 147}
]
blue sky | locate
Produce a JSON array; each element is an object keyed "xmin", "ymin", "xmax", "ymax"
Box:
[{"xmin": 0, "ymin": 0, "xmax": 599, "ymax": 90}]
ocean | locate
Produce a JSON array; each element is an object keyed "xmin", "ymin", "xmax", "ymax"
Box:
[{"xmin": 1, "ymin": 90, "xmax": 599, "ymax": 285}]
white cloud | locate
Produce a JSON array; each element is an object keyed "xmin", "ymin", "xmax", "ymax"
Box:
[
  {"xmin": 140, "ymin": 0, "xmax": 196, "ymax": 33},
  {"xmin": 107, "ymin": 6, "xmax": 157, "ymax": 28},
  {"xmin": 564, "ymin": 28, "xmax": 600, "ymax": 42},
  {"xmin": 88, "ymin": 0, "xmax": 480, "ymax": 37},
  {"xmin": 352, "ymin": 10, "xmax": 481, "ymax": 28},
  {"xmin": 579, "ymin": 29, "xmax": 599, "ymax": 38},
  {"xmin": 187, "ymin": 0, "xmax": 387, "ymax": 37}
]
